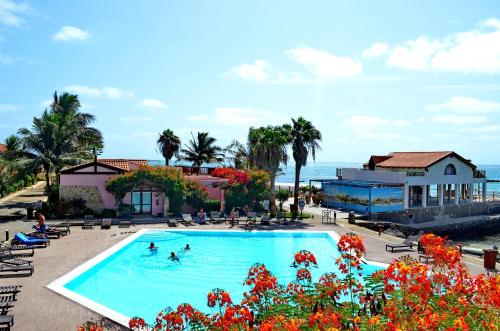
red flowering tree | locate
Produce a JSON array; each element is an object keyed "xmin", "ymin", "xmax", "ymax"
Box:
[
  {"xmin": 126, "ymin": 233, "xmax": 500, "ymax": 331},
  {"xmin": 212, "ymin": 167, "xmax": 270, "ymax": 212}
]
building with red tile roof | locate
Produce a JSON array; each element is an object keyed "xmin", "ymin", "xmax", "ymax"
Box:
[
  {"xmin": 59, "ymin": 158, "xmax": 227, "ymax": 215},
  {"xmin": 0, "ymin": 144, "xmax": 6, "ymax": 153},
  {"xmin": 320, "ymin": 151, "xmax": 487, "ymax": 216}
]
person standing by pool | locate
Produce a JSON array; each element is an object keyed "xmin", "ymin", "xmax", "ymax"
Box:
[
  {"xmin": 148, "ymin": 242, "xmax": 158, "ymax": 254},
  {"xmin": 229, "ymin": 207, "xmax": 236, "ymax": 227}
]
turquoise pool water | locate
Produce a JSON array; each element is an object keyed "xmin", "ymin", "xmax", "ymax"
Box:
[{"xmin": 64, "ymin": 230, "xmax": 383, "ymax": 323}]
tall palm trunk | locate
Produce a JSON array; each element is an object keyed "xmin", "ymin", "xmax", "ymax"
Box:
[
  {"xmin": 43, "ymin": 163, "xmax": 50, "ymax": 195},
  {"xmin": 165, "ymin": 159, "xmax": 169, "ymax": 166},
  {"xmin": 294, "ymin": 162, "xmax": 301, "ymax": 206},
  {"xmin": 269, "ymin": 175, "xmax": 277, "ymax": 216}
]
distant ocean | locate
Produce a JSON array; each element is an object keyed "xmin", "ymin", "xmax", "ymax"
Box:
[
  {"xmin": 277, "ymin": 162, "xmax": 500, "ymax": 195},
  {"xmin": 149, "ymin": 160, "xmax": 500, "ymax": 194},
  {"xmin": 149, "ymin": 160, "xmax": 500, "ymax": 248}
]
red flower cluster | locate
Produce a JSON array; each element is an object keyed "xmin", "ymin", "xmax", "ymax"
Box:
[
  {"xmin": 128, "ymin": 317, "xmax": 146, "ymax": 330},
  {"xmin": 212, "ymin": 167, "xmax": 249, "ymax": 185},
  {"xmin": 294, "ymin": 250, "xmax": 318, "ymax": 267},
  {"xmin": 207, "ymin": 288, "xmax": 233, "ymax": 308}
]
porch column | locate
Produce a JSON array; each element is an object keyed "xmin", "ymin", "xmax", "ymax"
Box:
[
  {"xmin": 455, "ymin": 183, "xmax": 460, "ymax": 205},
  {"xmin": 482, "ymin": 182, "xmax": 487, "ymax": 203},
  {"xmin": 403, "ymin": 185, "xmax": 409, "ymax": 209},
  {"xmin": 422, "ymin": 185, "xmax": 427, "ymax": 208},
  {"xmin": 468, "ymin": 183, "xmax": 474, "ymax": 203},
  {"xmin": 438, "ymin": 184, "xmax": 444, "ymax": 206}
]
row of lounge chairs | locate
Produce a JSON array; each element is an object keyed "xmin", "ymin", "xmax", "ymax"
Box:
[
  {"xmin": 0, "ymin": 285, "xmax": 21, "ymax": 330},
  {"xmin": 385, "ymin": 234, "xmax": 439, "ymax": 264},
  {"xmin": 82, "ymin": 216, "xmax": 131, "ymax": 230},
  {"xmin": 171, "ymin": 212, "xmax": 289, "ymax": 228}
]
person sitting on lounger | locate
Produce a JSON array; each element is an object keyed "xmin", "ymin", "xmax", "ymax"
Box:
[
  {"xmin": 33, "ymin": 211, "xmax": 46, "ymax": 233},
  {"xmin": 168, "ymin": 251, "xmax": 179, "ymax": 261},
  {"xmin": 148, "ymin": 242, "xmax": 158, "ymax": 254},
  {"xmin": 197, "ymin": 208, "xmax": 206, "ymax": 224}
]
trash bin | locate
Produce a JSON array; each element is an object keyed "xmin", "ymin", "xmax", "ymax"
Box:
[
  {"xmin": 26, "ymin": 207, "xmax": 34, "ymax": 220},
  {"xmin": 483, "ymin": 249, "xmax": 498, "ymax": 269}
]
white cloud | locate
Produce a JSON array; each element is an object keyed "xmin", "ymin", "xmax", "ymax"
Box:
[
  {"xmin": 0, "ymin": 103, "xmax": 20, "ymax": 112},
  {"xmin": 458, "ymin": 125, "xmax": 500, "ymax": 133},
  {"xmin": 65, "ymin": 85, "xmax": 133, "ymax": 99},
  {"xmin": 53, "ymin": 26, "xmax": 91, "ymax": 42},
  {"xmin": 286, "ymin": 46, "xmax": 362, "ymax": 77},
  {"xmin": 0, "ymin": 0, "xmax": 30, "ymax": 27},
  {"xmin": 432, "ymin": 114, "xmax": 487, "ymax": 125},
  {"xmin": 342, "ymin": 115, "xmax": 411, "ymax": 139},
  {"xmin": 137, "ymin": 98, "xmax": 167, "ymax": 109},
  {"xmin": 81, "ymin": 103, "xmax": 95, "ymax": 110},
  {"xmin": 187, "ymin": 107, "xmax": 287, "ymax": 127},
  {"xmin": 120, "ymin": 116, "xmax": 153, "ymax": 123},
  {"xmin": 226, "ymin": 60, "xmax": 270, "ymax": 82},
  {"xmin": 383, "ymin": 18, "xmax": 500, "ymax": 73},
  {"xmin": 362, "ymin": 42, "xmax": 389, "ymax": 58},
  {"xmin": 426, "ymin": 96, "xmax": 500, "ymax": 114},
  {"xmin": 387, "ymin": 36, "xmax": 443, "ymax": 70}
]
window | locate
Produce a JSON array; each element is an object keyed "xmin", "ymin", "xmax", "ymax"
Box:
[
  {"xmin": 444, "ymin": 164, "xmax": 456, "ymax": 175},
  {"xmin": 132, "ymin": 190, "xmax": 152, "ymax": 214}
]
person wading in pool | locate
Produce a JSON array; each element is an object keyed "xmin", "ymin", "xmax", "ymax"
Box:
[
  {"xmin": 168, "ymin": 251, "xmax": 180, "ymax": 261},
  {"xmin": 148, "ymin": 242, "xmax": 158, "ymax": 254}
]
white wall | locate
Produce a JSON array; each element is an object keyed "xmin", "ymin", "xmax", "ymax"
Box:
[
  {"xmin": 340, "ymin": 168, "xmax": 405, "ymax": 183},
  {"xmin": 405, "ymin": 156, "xmax": 485, "ymax": 186}
]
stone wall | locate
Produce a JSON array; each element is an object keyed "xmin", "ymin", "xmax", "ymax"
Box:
[
  {"xmin": 59, "ymin": 185, "xmax": 106, "ymax": 212},
  {"xmin": 372, "ymin": 203, "xmax": 489, "ymax": 224}
]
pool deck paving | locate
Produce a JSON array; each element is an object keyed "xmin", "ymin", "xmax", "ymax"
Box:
[{"xmin": 0, "ymin": 216, "xmax": 491, "ymax": 331}]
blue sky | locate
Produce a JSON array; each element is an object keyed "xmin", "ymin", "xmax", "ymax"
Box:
[{"xmin": 1, "ymin": 0, "xmax": 500, "ymax": 164}]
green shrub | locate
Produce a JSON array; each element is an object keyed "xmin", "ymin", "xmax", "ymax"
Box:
[
  {"xmin": 203, "ymin": 199, "xmax": 221, "ymax": 212},
  {"xmin": 276, "ymin": 189, "xmax": 290, "ymax": 212},
  {"xmin": 100, "ymin": 208, "xmax": 116, "ymax": 218}
]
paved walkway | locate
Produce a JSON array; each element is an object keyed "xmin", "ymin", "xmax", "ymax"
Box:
[
  {"xmin": 0, "ymin": 182, "xmax": 46, "ymax": 221},
  {"xmin": 0, "ymin": 215, "xmax": 489, "ymax": 331}
]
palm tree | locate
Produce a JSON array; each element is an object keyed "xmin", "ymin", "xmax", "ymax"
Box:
[
  {"xmin": 1, "ymin": 134, "xmax": 22, "ymax": 161},
  {"xmin": 180, "ymin": 132, "xmax": 224, "ymax": 168},
  {"xmin": 248, "ymin": 125, "xmax": 291, "ymax": 215},
  {"xmin": 49, "ymin": 91, "xmax": 104, "ymax": 173},
  {"xmin": 157, "ymin": 129, "xmax": 181, "ymax": 166},
  {"xmin": 224, "ymin": 139, "xmax": 255, "ymax": 169},
  {"xmin": 15, "ymin": 110, "xmax": 60, "ymax": 191},
  {"xmin": 7, "ymin": 91, "xmax": 103, "ymax": 193},
  {"xmin": 291, "ymin": 117, "xmax": 321, "ymax": 206}
]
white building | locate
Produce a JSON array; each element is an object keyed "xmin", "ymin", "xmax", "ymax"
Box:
[{"xmin": 337, "ymin": 151, "xmax": 487, "ymax": 210}]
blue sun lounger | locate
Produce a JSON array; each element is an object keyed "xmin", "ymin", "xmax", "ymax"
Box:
[{"xmin": 13, "ymin": 233, "xmax": 49, "ymax": 247}]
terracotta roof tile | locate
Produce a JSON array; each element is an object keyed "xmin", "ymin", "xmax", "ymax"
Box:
[
  {"xmin": 374, "ymin": 151, "xmax": 454, "ymax": 169},
  {"xmin": 0, "ymin": 144, "xmax": 6, "ymax": 153},
  {"xmin": 97, "ymin": 159, "xmax": 148, "ymax": 171}
]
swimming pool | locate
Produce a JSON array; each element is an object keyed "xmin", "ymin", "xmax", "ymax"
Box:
[{"xmin": 48, "ymin": 229, "xmax": 386, "ymax": 326}]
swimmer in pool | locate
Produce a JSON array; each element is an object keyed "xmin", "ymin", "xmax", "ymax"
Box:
[
  {"xmin": 168, "ymin": 251, "xmax": 179, "ymax": 261},
  {"xmin": 148, "ymin": 242, "xmax": 158, "ymax": 254}
]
